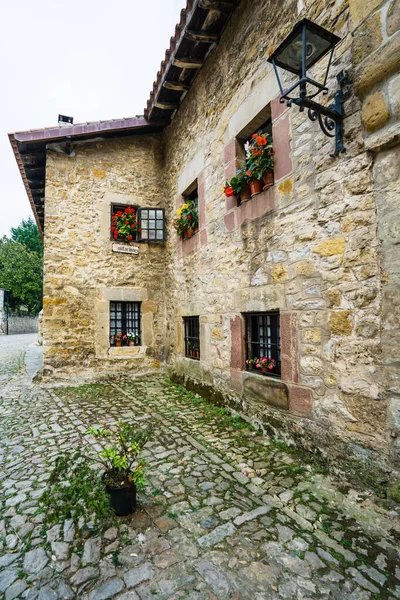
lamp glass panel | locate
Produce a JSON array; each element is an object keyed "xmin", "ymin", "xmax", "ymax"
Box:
[{"xmin": 274, "ymin": 26, "xmax": 333, "ymax": 75}]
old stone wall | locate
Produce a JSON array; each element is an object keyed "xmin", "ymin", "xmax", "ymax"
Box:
[
  {"xmin": 41, "ymin": 0, "xmax": 400, "ymax": 488},
  {"xmin": 43, "ymin": 134, "xmax": 166, "ymax": 376},
  {"xmin": 162, "ymin": 0, "xmax": 400, "ymax": 487}
]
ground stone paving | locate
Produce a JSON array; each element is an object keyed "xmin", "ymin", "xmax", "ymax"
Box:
[{"xmin": 1, "ymin": 335, "xmax": 400, "ymax": 599}]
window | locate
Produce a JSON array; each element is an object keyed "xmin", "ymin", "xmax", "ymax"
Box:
[
  {"xmin": 111, "ymin": 204, "xmax": 139, "ymax": 242},
  {"xmin": 236, "ymin": 105, "xmax": 273, "ymax": 163},
  {"xmin": 243, "ymin": 118, "xmax": 272, "ymax": 152},
  {"xmin": 186, "ymin": 187, "xmax": 198, "ymax": 213},
  {"xmin": 140, "ymin": 208, "xmax": 166, "ymax": 241},
  {"xmin": 184, "ymin": 316, "xmax": 200, "ymax": 360},
  {"xmin": 245, "ymin": 312, "xmax": 281, "ymax": 377},
  {"xmin": 110, "ymin": 301, "xmax": 141, "ymax": 346},
  {"xmin": 111, "ymin": 204, "xmax": 165, "ymax": 243}
]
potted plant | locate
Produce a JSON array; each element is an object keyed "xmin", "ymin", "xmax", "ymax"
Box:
[
  {"xmin": 114, "ymin": 332, "xmax": 126, "ymax": 347},
  {"xmin": 111, "ymin": 206, "xmax": 140, "ymax": 241},
  {"xmin": 86, "ymin": 422, "xmax": 152, "ymax": 516},
  {"xmin": 245, "ymin": 132, "xmax": 274, "ymax": 191},
  {"xmin": 224, "ymin": 167, "xmax": 251, "ymax": 203},
  {"xmin": 246, "ymin": 356, "xmax": 276, "ymax": 373},
  {"xmin": 40, "ymin": 422, "xmax": 152, "ymax": 523},
  {"xmin": 173, "ymin": 200, "xmax": 199, "ymax": 239},
  {"xmin": 127, "ymin": 332, "xmax": 140, "ymax": 346}
]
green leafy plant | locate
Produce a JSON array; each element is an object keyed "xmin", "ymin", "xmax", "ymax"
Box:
[
  {"xmin": 111, "ymin": 206, "xmax": 140, "ymax": 241},
  {"xmin": 40, "ymin": 448, "xmax": 113, "ymax": 525},
  {"xmin": 172, "ymin": 200, "xmax": 199, "ymax": 236},
  {"xmin": 86, "ymin": 422, "xmax": 152, "ymax": 489}
]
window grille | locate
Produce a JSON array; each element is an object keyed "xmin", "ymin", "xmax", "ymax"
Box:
[
  {"xmin": 110, "ymin": 301, "xmax": 141, "ymax": 346},
  {"xmin": 184, "ymin": 316, "xmax": 200, "ymax": 360},
  {"xmin": 110, "ymin": 204, "xmax": 165, "ymax": 243},
  {"xmin": 245, "ymin": 312, "xmax": 281, "ymax": 377},
  {"xmin": 139, "ymin": 208, "xmax": 165, "ymax": 241}
]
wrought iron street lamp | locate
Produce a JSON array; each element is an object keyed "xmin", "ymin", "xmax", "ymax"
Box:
[{"xmin": 268, "ymin": 18, "xmax": 349, "ymax": 157}]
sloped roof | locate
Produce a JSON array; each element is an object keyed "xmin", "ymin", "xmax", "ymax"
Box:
[
  {"xmin": 8, "ymin": 1, "xmax": 240, "ymax": 235},
  {"xmin": 144, "ymin": 0, "xmax": 239, "ymax": 122},
  {"xmin": 8, "ymin": 117, "xmax": 164, "ymax": 235}
]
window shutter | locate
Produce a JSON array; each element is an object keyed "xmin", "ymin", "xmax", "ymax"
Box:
[{"xmin": 138, "ymin": 207, "xmax": 165, "ymax": 242}]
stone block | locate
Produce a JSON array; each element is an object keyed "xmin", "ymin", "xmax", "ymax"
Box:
[
  {"xmin": 388, "ymin": 73, "xmax": 400, "ymax": 119},
  {"xmin": 289, "ymin": 385, "xmax": 313, "ymax": 418},
  {"xmin": 354, "ymin": 32, "xmax": 400, "ymax": 98},
  {"xmin": 243, "ymin": 372, "xmax": 289, "ymax": 410},
  {"xmin": 312, "ymin": 237, "xmax": 345, "ymax": 256},
  {"xmin": 387, "ymin": 0, "xmax": 400, "ymax": 36},
  {"xmin": 361, "ymin": 91, "xmax": 390, "ymax": 133},
  {"xmin": 329, "ymin": 311, "xmax": 353, "ymax": 336},
  {"xmin": 280, "ymin": 312, "xmax": 298, "ymax": 384},
  {"xmin": 230, "ymin": 316, "xmax": 244, "ymax": 370},
  {"xmin": 352, "ymin": 12, "xmax": 382, "ymax": 66},
  {"xmin": 224, "ymin": 211, "xmax": 236, "ymax": 232},
  {"xmin": 272, "ymin": 115, "xmax": 292, "ymax": 181},
  {"xmin": 349, "ymin": 0, "xmax": 382, "ymax": 28},
  {"xmin": 224, "ymin": 138, "xmax": 241, "ymax": 164},
  {"xmin": 271, "ymin": 94, "xmax": 287, "ymax": 122}
]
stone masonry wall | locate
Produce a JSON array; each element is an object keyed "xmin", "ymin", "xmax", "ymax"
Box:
[
  {"xmin": 43, "ymin": 134, "xmax": 166, "ymax": 376},
  {"xmin": 162, "ymin": 0, "xmax": 400, "ymax": 487},
  {"xmin": 41, "ymin": 0, "xmax": 400, "ymax": 488}
]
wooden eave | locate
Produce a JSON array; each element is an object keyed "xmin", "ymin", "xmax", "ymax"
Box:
[
  {"xmin": 144, "ymin": 0, "xmax": 239, "ymax": 123},
  {"xmin": 8, "ymin": 117, "xmax": 165, "ymax": 237}
]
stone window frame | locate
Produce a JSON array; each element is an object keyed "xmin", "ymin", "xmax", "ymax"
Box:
[
  {"xmin": 110, "ymin": 203, "xmax": 140, "ymax": 242},
  {"xmin": 244, "ymin": 310, "xmax": 281, "ymax": 379},
  {"xmin": 223, "ymin": 93, "xmax": 293, "ymax": 233},
  {"xmin": 109, "ymin": 300, "xmax": 141, "ymax": 347},
  {"xmin": 94, "ymin": 287, "xmax": 157, "ymax": 360},
  {"xmin": 230, "ymin": 309, "xmax": 314, "ymax": 418},
  {"xmin": 176, "ymin": 170, "xmax": 207, "ymax": 257},
  {"xmin": 110, "ymin": 202, "xmax": 166, "ymax": 244},
  {"xmin": 183, "ymin": 316, "xmax": 200, "ymax": 360},
  {"xmin": 181, "ymin": 179, "xmax": 199, "ymax": 240}
]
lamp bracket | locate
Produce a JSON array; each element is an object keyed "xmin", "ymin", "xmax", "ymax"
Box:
[{"xmin": 279, "ymin": 70, "xmax": 350, "ymax": 158}]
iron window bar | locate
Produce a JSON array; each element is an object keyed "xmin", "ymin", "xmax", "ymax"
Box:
[
  {"xmin": 245, "ymin": 312, "xmax": 281, "ymax": 377},
  {"xmin": 110, "ymin": 301, "xmax": 141, "ymax": 346},
  {"xmin": 184, "ymin": 316, "xmax": 200, "ymax": 360}
]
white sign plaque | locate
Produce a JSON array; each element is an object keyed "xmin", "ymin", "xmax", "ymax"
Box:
[{"xmin": 112, "ymin": 244, "xmax": 139, "ymax": 255}]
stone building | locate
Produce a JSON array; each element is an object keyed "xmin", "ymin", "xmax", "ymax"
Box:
[{"xmin": 9, "ymin": 0, "xmax": 400, "ymax": 491}]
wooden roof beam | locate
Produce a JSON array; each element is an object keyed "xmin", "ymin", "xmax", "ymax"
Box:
[
  {"xmin": 185, "ymin": 30, "xmax": 219, "ymax": 43},
  {"xmin": 198, "ymin": 0, "xmax": 236, "ymax": 11},
  {"xmin": 172, "ymin": 57, "xmax": 204, "ymax": 69},
  {"xmin": 154, "ymin": 101, "xmax": 180, "ymax": 111},
  {"xmin": 163, "ymin": 81, "xmax": 191, "ymax": 92}
]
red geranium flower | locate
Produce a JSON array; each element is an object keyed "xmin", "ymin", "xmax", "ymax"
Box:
[
  {"xmin": 186, "ymin": 215, "xmax": 191, "ymax": 220},
  {"xmin": 257, "ymin": 136, "xmax": 267, "ymax": 146},
  {"xmin": 127, "ymin": 235, "xmax": 133, "ymax": 241},
  {"xmin": 117, "ymin": 211, "xmax": 123, "ymax": 217},
  {"xmin": 224, "ymin": 186, "xmax": 235, "ymax": 197},
  {"xmin": 247, "ymin": 170, "xmax": 252, "ymax": 177},
  {"xmin": 251, "ymin": 133, "xmax": 257, "ymax": 138},
  {"xmin": 125, "ymin": 207, "xmax": 130, "ymax": 214}
]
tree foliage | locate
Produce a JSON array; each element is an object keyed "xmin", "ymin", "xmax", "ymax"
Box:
[
  {"xmin": 0, "ymin": 229, "xmax": 43, "ymax": 315},
  {"xmin": 11, "ymin": 216, "xmax": 43, "ymax": 255}
]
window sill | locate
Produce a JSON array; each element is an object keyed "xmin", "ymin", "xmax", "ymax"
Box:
[
  {"xmin": 108, "ymin": 346, "xmax": 146, "ymax": 359},
  {"xmin": 242, "ymin": 371, "xmax": 288, "ymax": 410}
]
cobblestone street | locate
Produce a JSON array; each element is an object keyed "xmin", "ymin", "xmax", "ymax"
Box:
[{"xmin": 1, "ymin": 336, "xmax": 400, "ymax": 599}]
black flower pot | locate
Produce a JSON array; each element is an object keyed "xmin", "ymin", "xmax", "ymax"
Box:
[{"xmin": 106, "ymin": 484, "xmax": 137, "ymax": 516}]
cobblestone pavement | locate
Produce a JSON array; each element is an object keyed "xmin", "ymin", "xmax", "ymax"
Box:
[{"xmin": 1, "ymin": 337, "xmax": 400, "ymax": 599}]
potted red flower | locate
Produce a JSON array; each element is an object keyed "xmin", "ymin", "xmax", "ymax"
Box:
[
  {"xmin": 114, "ymin": 332, "xmax": 126, "ymax": 347},
  {"xmin": 245, "ymin": 132, "xmax": 274, "ymax": 191},
  {"xmin": 111, "ymin": 206, "xmax": 140, "ymax": 242}
]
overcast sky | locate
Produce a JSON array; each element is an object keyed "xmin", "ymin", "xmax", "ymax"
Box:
[{"xmin": 0, "ymin": 0, "xmax": 184, "ymax": 237}]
